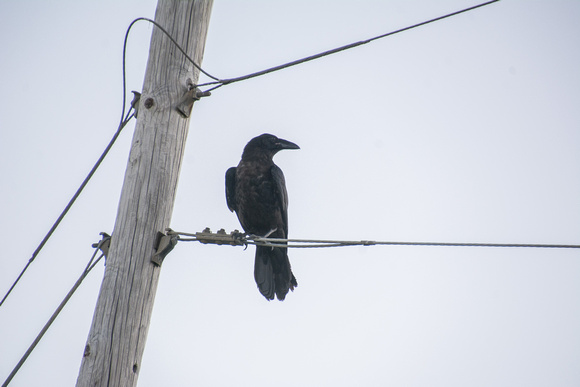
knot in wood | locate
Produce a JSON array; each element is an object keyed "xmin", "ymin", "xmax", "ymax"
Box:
[{"xmin": 144, "ymin": 97, "xmax": 155, "ymax": 109}]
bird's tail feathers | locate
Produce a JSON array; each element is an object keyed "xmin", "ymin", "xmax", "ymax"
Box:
[{"xmin": 254, "ymin": 245, "xmax": 297, "ymax": 301}]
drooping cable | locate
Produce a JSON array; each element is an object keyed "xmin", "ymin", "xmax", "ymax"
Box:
[{"xmin": 2, "ymin": 235, "xmax": 109, "ymax": 387}]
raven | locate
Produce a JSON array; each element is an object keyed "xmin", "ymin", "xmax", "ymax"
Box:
[{"xmin": 226, "ymin": 133, "xmax": 299, "ymax": 301}]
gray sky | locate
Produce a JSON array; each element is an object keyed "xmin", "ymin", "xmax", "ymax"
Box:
[{"xmin": 1, "ymin": 1, "xmax": 579, "ymax": 386}]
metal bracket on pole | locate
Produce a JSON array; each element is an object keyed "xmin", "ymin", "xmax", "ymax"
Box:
[
  {"xmin": 176, "ymin": 83, "xmax": 211, "ymax": 118},
  {"xmin": 131, "ymin": 91, "xmax": 141, "ymax": 118},
  {"xmin": 92, "ymin": 232, "xmax": 112, "ymax": 259},
  {"xmin": 151, "ymin": 230, "xmax": 178, "ymax": 266}
]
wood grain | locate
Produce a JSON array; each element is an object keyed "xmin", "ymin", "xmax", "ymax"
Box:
[{"xmin": 76, "ymin": 1, "xmax": 213, "ymax": 386}]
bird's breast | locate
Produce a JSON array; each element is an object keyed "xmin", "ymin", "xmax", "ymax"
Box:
[{"xmin": 234, "ymin": 161, "xmax": 282, "ymax": 236}]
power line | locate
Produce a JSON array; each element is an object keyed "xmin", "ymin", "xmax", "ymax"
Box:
[
  {"xmin": 125, "ymin": 1, "xmax": 500, "ymax": 94},
  {"xmin": 0, "ymin": 112, "xmax": 132, "ymax": 309},
  {"xmin": 197, "ymin": 0, "xmax": 501, "ymax": 92},
  {"xmin": 0, "ymin": 20, "xmax": 142, "ymax": 308},
  {"xmin": 2, "ymin": 234, "xmax": 109, "ymax": 387},
  {"xmin": 170, "ymin": 229, "xmax": 580, "ymax": 250}
]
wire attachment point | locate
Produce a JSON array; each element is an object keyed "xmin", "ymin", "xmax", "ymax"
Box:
[
  {"xmin": 91, "ymin": 232, "xmax": 112, "ymax": 259},
  {"xmin": 195, "ymin": 227, "xmax": 246, "ymax": 246},
  {"xmin": 151, "ymin": 230, "xmax": 178, "ymax": 266},
  {"xmin": 130, "ymin": 91, "xmax": 141, "ymax": 118},
  {"xmin": 176, "ymin": 86, "xmax": 211, "ymax": 118}
]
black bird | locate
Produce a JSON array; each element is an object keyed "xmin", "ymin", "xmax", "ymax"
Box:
[{"xmin": 226, "ymin": 133, "xmax": 300, "ymax": 301}]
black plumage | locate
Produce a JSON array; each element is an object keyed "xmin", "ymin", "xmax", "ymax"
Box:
[{"xmin": 226, "ymin": 134, "xmax": 299, "ymax": 301}]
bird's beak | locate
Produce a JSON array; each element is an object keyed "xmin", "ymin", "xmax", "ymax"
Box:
[{"xmin": 276, "ymin": 138, "xmax": 300, "ymax": 150}]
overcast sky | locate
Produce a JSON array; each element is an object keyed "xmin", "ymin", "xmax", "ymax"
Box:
[{"xmin": 1, "ymin": 1, "xmax": 579, "ymax": 386}]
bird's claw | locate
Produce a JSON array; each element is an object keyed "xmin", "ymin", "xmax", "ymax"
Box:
[{"xmin": 231, "ymin": 230, "xmax": 249, "ymax": 250}]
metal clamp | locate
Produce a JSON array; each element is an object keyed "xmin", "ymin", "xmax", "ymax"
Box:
[{"xmin": 151, "ymin": 230, "xmax": 179, "ymax": 266}]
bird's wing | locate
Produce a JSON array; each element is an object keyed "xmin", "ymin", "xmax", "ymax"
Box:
[
  {"xmin": 271, "ymin": 164, "xmax": 289, "ymax": 236},
  {"xmin": 225, "ymin": 167, "xmax": 237, "ymax": 212}
]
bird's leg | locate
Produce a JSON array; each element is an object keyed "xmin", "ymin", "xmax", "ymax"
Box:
[
  {"xmin": 261, "ymin": 228, "xmax": 279, "ymax": 250},
  {"xmin": 263, "ymin": 228, "xmax": 278, "ymax": 238}
]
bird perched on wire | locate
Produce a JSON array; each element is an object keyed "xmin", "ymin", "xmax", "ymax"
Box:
[{"xmin": 226, "ymin": 133, "xmax": 300, "ymax": 301}]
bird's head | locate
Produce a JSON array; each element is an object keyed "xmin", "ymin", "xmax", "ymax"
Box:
[{"xmin": 242, "ymin": 133, "xmax": 300, "ymax": 160}]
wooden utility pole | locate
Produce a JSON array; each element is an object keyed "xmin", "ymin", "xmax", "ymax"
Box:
[{"xmin": 76, "ymin": 1, "xmax": 212, "ymax": 386}]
